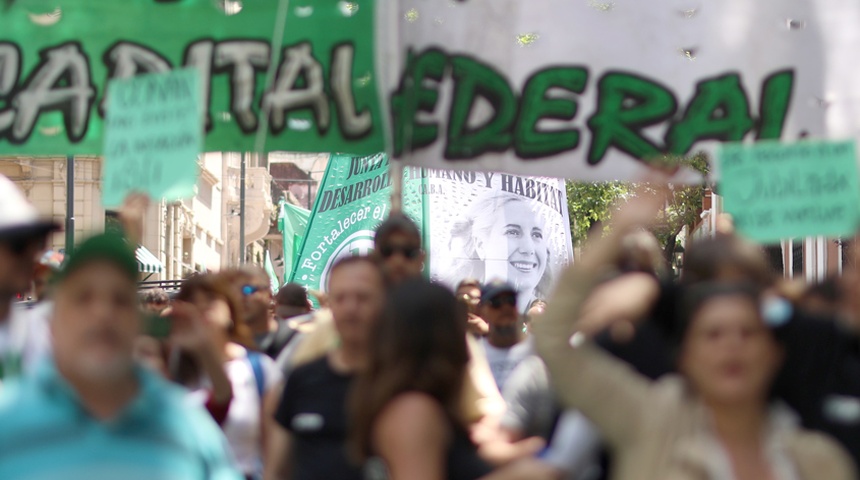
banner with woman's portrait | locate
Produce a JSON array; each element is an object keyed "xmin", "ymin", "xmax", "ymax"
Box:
[
  {"xmin": 289, "ymin": 154, "xmax": 573, "ymax": 312},
  {"xmin": 412, "ymin": 169, "xmax": 574, "ymax": 312}
]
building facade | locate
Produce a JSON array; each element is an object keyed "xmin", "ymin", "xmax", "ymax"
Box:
[{"xmin": 0, "ymin": 153, "xmax": 275, "ymax": 282}]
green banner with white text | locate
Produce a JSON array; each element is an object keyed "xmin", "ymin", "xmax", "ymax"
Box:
[
  {"xmin": 0, "ymin": 0, "xmax": 383, "ymax": 155},
  {"xmin": 288, "ymin": 153, "xmax": 423, "ymax": 292}
]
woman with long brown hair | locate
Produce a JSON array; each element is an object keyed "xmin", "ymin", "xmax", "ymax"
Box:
[
  {"xmin": 173, "ymin": 273, "xmax": 283, "ymax": 480},
  {"xmin": 350, "ymin": 279, "xmax": 555, "ymax": 480},
  {"xmin": 534, "ymin": 186, "xmax": 854, "ymax": 480}
]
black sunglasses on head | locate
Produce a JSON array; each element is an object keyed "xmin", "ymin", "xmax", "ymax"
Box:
[{"xmin": 378, "ymin": 245, "xmax": 421, "ymax": 259}]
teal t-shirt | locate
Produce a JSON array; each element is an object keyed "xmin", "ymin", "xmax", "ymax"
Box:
[{"xmin": 0, "ymin": 360, "xmax": 243, "ymax": 480}]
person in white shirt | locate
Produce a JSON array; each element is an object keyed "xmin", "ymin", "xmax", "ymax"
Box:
[
  {"xmin": 477, "ymin": 280, "xmax": 533, "ymax": 392},
  {"xmin": 0, "ymin": 174, "xmax": 59, "ymax": 383},
  {"xmin": 172, "ymin": 273, "xmax": 284, "ymax": 479}
]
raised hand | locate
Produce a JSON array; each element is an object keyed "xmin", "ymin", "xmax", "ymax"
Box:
[
  {"xmin": 117, "ymin": 192, "xmax": 150, "ymax": 245},
  {"xmin": 169, "ymin": 301, "xmax": 214, "ymax": 356}
]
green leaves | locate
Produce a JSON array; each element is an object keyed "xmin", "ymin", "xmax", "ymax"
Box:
[{"xmin": 567, "ymin": 152, "xmax": 711, "ymax": 260}]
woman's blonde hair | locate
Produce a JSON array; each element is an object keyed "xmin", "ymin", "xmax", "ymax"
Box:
[{"xmin": 440, "ymin": 191, "xmax": 553, "ymax": 298}]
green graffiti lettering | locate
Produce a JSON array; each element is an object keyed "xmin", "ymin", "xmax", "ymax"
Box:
[
  {"xmin": 445, "ymin": 55, "xmax": 517, "ymax": 159},
  {"xmin": 513, "ymin": 67, "xmax": 587, "ymax": 159},
  {"xmin": 587, "ymin": 72, "xmax": 676, "ymax": 165},
  {"xmin": 666, "ymin": 74, "xmax": 754, "ymax": 154},
  {"xmin": 390, "ymin": 49, "xmax": 447, "ymax": 156},
  {"xmin": 757, "ymin": 70, "xmax": 794, "ymax": 140}
]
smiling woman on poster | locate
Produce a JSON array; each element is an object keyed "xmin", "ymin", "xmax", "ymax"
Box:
[{"xmin": 441, "ymin": 191, "xmax": 552, "ymax": 312}]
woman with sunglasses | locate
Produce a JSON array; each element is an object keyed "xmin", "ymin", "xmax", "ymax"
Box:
[
  {"xmin": 173, "ymin": 274, "xmax": 284, "ymax": 480},
  {"xmin": 533, "ymin": 187, "xmax": 855, "ymax": 480},
  {"xmin": 350, "ymin": 279, "xmax": 556, "ymax": 480}
]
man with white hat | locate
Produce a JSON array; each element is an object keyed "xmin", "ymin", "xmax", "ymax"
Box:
[{"xmin": 0, "ymin": 174, "xmax": 59, "ymax": 382}]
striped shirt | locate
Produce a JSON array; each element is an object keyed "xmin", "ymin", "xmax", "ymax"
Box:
[{"xmin": 0, "ymin": 359, "xmax": 243, "ymax": 480}]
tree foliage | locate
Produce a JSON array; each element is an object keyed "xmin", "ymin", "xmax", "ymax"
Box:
[
  {"xmin": 652, "ymin": 153, "xmax": 711, "ymax": 262},
  {"xmin": 566, "ymin": 153, "xmax": 711, "ymax": 263},
  {"xmin": 566, "ymin": 181, "xmax": 631, "ymax": 247}
]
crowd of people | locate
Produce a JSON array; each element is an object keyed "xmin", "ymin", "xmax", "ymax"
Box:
[{"xmin": 1, "ymin": 172, "xmax": 860, "ymax": 480}]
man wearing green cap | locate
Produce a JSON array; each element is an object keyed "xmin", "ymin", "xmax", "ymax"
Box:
[{"xmin": 0, "ymin": 233, "xmax": 242, "ymax": 480}]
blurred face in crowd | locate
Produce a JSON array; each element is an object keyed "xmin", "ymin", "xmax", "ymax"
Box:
[
  {"xmin": 133, "ymin": 336, "xmax": 167, "ymax": 377},
  {"xmin": 376, "ymin": 231, "xmax": 424, "ymax": 285},
  {"xmin": 328, "ymin": 261, "xmax": 385, "ymax": 347},
  {"xmin": 680, "ymin": 295, "xmax": 782, "ymax": 406},
  {"xmin": 187, "ymin": 289, "xmax": 233, "ymax": 332},
  {"xmin": 526, "ymin": 301, "xmax": 546, "ymax": 322},
  {"xmin": 32, "ymin": 266, "xmax": 54, "ymax": 302},
  {"xmin": 143, "ymin": 299, "xmax": 169, "ymax": 315},
  {"xmin": 479, "ymin": 200, "xmax": 547, "ymax": 293},
  {"xmin": 0, "ymin": 234, "xmax": 46, "ymax": 300},
  {"xmin": 52, "ymin": 261, "xmax": 139, "ymax": 382},
  {"xmin": 456, "ymin": 284, "xmax": 481, "ymax": 315},
  {"xmin": 480, "ymin": 292, "xmax": 519, "ymax": 332},
  {"xmin": 235, "ymin": 274, "xmax": 272, "ymax": 325}
]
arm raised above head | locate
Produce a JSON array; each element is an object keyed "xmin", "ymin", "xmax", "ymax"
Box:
[{"xmin": 533, "ymin": 183, "xmax": 671, "ymax": 448}]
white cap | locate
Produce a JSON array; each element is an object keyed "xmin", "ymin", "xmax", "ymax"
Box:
[{"xmin": 0, "ymin": 174, "xmax": 59, "ymax": 239}]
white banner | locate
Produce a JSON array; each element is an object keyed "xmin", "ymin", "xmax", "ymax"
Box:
[
  {"xmin": 383, "ymin": 0, "xmax": 859, "ymax": 181},
  {"xmin": 419, "ymin": 169, "xmax": 574, "ymax": 312}
]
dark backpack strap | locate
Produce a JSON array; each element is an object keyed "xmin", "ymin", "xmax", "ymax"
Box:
[
  {"xmin": 247, "ymin": 351, "xmax": 265, "ymax": 400},
  {"xmin": 268, "ymin": 324, "xmax": 298, "ymax": 358}
]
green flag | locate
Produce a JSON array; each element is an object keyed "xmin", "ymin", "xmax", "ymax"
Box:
[
  {"xmin": 289, "ymin": 153, "xmax": 422, "ymax": 293},
  {"xmin": 264, "ymin": 250, "xmax": 280, "ymax": 293},
  {"xmin": 278, "ymin": 198, "xmax": 311, "ymax": 282}
]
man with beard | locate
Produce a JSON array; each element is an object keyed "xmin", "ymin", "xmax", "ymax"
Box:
[
  {"xmin": 266, "ymin": 256, "xmax": 385, "ymax": 480},
  {"xmin": 0, "ymin": 234, "xmax": 241, "ymax": 480},
  {"xmin": 478, "ymin": 280, "xmax": 533, "ymax": 392},
  {"xmin": 227, "ymin": 266, "xmax": 279, "ymax": 350},
  {"xmin": 373, "ymin": 213, "xmax": 425, "ymax": 286}
]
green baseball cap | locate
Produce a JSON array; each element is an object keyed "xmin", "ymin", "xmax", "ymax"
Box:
[{"xmin": 56, "ymin": 233, "xmax": 138, "ymax": 283}]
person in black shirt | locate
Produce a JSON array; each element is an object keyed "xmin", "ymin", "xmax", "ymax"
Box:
[{"xmin": 265, "ymin": 256, "xmax": 385, "ymax": 480}]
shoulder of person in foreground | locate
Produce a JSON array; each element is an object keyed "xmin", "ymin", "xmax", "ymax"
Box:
[
  {"xmin": 788, "ymin": 429, "xmax": 857, "ymax": 480},
  {"xmin": 0, "ymin": 368, "xmax": 242, "ymax": 478},
  {"xmin": 373, "ymin": 392, "xmax": 451, "ymax": 480},
  {"xmin": 139, "ymin": 371, "xmax": 245, "ymax": 479}
]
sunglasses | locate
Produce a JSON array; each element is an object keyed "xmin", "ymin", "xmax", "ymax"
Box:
[
  {"xmin": 378, "ymin": 245, "xmax": 421, "ymax": 259},
  {"xmin": 241, "ymin": 284, "xmax": 268, "ymax": 296},
  {"xmin": 1, "ymin": 235, "xmax": 45, "ymax": 256},
  {"xmin": 488, "ymin": 294, "xmax": 517, "ymax": 309}
]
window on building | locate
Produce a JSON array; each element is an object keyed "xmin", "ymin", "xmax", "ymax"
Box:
[
  {"xmin": 792, "ymin": 240, "xmax": 803, "ymax": 276},
  {"xmin": 842, "ymin": 239, "xmax": 855, "ymax": 271},
  {"xmin": 197, "ymin": 178, "xmax": 213, "ymax": 208},
  {"xmin": 105, "ymin": 211, "xmax": 123, "ymax": 235}
]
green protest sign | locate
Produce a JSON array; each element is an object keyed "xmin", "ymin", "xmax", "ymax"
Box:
[
  {"xmin": 289, "ymin": 153, "xmax": 399, "ymax": 292},
  {"xmin": 102, "ymin": 69, "xmax": 201, "ymax": 207},
  {"xmin": 719, "ymin": 141, "xmax": 860, "ymax": 243},
  {"xmin": 0, "ymin": 0, "xmax": 383, "ymax": 156}
]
